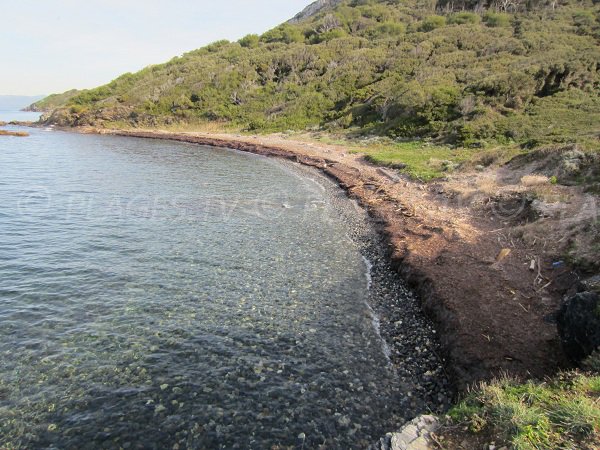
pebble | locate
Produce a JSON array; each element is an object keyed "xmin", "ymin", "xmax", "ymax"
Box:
[{"xmin": 282, "ymin": 162, "xmax": 451, "ymax": 447}]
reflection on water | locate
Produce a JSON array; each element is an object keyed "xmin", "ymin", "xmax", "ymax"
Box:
[{"xmin": 0, "ymin": 128, "xmax": 405, "ymax": 449}]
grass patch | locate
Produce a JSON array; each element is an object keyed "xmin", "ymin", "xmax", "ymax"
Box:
[
  {"xmin": 300, "ymin": 134, "xmax": 477, "ymax": 181},
  {"xmin": 300, "ymin": 134, "xmax": 526, "ymax": 181},
  {"xmin": 353, "ymin": 141, "xmax": 478, "ymax": 181},
  {"xmin": 449, "ymin": 372, "xmax": 600, "ymax": 449}
]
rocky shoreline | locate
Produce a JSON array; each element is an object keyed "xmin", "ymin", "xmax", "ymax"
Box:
[
  {"xmin": 91, "ymin": 127, "xmax": 455, "ymax": 442},
  {"xmin": 281, "ymin": 159, "xmax": 451, "ymax": 415},
  {"xmin": 0, "ymin": 130, "xmax": 29, "ymax": 137},
  {"xmin": 86, "ymin": 128, "xmax": 572, "ymax": 389},
  {"xmin": 20, "ymin": 124, "xmax": 590, "ymax": 447},
  {"xmin": 33, "ymin": 126, "xmax": 577, "ymax": 399},
  {"xmin": 0, "ymin": 121, "xmax": 29, "ymax": 137}
]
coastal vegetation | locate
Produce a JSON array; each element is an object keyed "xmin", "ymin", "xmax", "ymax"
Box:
[
  {"xmin": 448, "ymin": 369, "xmax": 600, "ymax": 449},
  {"xmin": 34, "ymin": 0, "xmax": 599, "ymax": 157},
  {"xmin": 28, "ymin": 89, "xmax": 79, "ymax": 112}
]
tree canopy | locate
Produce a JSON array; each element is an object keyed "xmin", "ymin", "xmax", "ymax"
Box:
[{"xmin": 37, "ymin": 0, "xmax": 600, "ymax": 149}]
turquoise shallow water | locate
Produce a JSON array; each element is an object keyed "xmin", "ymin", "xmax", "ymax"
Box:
[{"xmin": 0, "ymin": 126, "xmax": 404, "ymax": 449}]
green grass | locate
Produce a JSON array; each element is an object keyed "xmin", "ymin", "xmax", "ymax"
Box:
[
  {"xmin": 302, "ymin": 133, "xmax": 527, "ymax": 181},
  {"xmin": 449, "ymin": 372, "xmax": 600, "ymax": 450},
  {"xmin": 359, "ymin": 142, "xmax": 477, "ymax": 180},
  {"xmin": 298, "ymin": 134, "xmax": 477, "ymax": 181}
]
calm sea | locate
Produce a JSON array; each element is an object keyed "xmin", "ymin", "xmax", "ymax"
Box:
[
  {"xmin": 0, "ymin": 110, "xmax": 42, "ymax": 122},
  {"xmin": 0, "ymin": 123, "xmax": 406, "ymax": 448}
]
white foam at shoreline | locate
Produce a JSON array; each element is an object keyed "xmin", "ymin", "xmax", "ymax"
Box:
[{"xmin": 363, "ymin": 255, "xmax": 392, "ymax": 363}]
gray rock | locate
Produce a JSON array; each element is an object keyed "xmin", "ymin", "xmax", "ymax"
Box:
[
  {"xmin": 410, "ymin": 436, "xmax": 431, "ymax": 450},
  {"xmin": 559, "ymin": 149, "xmax": 585, "ymax": 176},
  {"xmin": 401, "ymin": 424, "xmax": 419, "ymax": 441},
  {"xmin": 288, "ymin": 0, "xmax": 343, "ymax": 23},
  {"xmin": 391, "ymin": 433, "xmax": 412, "ymax": 449},
  {"xmin": 389, "ymin": 415, "xmax": 440, "ymax": 450}
]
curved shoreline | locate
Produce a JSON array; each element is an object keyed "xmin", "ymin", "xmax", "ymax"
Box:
[
  {"xmin": 55, "ymin": 126, "xmax": 569, "ymax": 391},
  {"xmin": 273, "ymin": 158, "xmax": 451, "ymax": 422},
  {"xmin": 1, "ymin": 126, "xmax": 451, "ymax": 448}
]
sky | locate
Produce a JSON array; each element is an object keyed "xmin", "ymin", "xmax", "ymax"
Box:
[{"xmin": 0, "ymin": 0, "xmax": 311, "ymax": 96}]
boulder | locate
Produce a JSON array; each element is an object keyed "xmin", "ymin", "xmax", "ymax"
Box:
[
  {"xmin": 557, "ymin": 292, "xmax": 600, "ymax": 362},
  {"xmin": 387, "ymin": 415, "xmax": 440, "ymax": 450}
]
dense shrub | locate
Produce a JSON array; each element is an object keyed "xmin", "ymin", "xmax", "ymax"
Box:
[
  {"xmin": 418, "ymin": 15, "xmax": 447, "ymax": 32},
  {"xmin": 371, "ymin": 21, "xmax": 406, "ymax": 37},
  {"xmin": 311, "ymin": 28, "xmax": 348, "ymax": 43},
  {"xmin": 36, "ymin": 0, "xmax": 599, "ymax": 149},
  {"xmin": 448, "ymin": 12, "xmax": 480, "ymax": 24},
  {"xmin": 483, "ymin": 12, "xmax": 511, "ymax": 27},
  {"xmin": 261, "ymin": 25, "xmax": 305, "ymax": 44},
  {"xmin": 239, "ymin": 34, "xmax": 260, "ymax": 48}
]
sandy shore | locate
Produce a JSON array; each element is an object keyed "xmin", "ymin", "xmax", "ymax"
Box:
[{"xmin": 76, "ymin": 127, "xmax": 574, "ymax": 390}]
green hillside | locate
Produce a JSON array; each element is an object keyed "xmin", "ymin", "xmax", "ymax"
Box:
[
  {"xmin": 27, "ymin": 89, "xmax": 80, "ymax": 112},
  {"xmin": 37, "ymin": 0, "xmax": 600, "ymax": 149}
]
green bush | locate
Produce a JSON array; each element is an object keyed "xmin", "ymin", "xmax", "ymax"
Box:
[
  {"xmin": 238, "ymin": 34, "xmax": 260, "ymax": 48},
  {"xmin": 69, "ymin": 104, "xmax": 86, "ymax": 114},
  {"xmin": 483, "ymin": 12, "xmax": 511, "ymax": 27},
  {"xmin": 205, "ymin": 40, "xmax": 230, "ymax": 52},
  {"xmin": 448, "ymin": 12, "xmax": 480, "ymax": 25},
  {"xmin": 311, "ymin": 28, "xmax": 348, "ymax": 43},
  {"xmin": 371, "ymin": 21, "xmax": 406, "ymax": 38},
  {"xmin": 456, "ymin": 117, "xmax": 499, "ymax": 145},
  {"xmin": 261, "ymin": 25, "xmax": 304, "ymax": 44},
  {"xmin": 418, "ymin": 15, "xmax": 447, "ymax": 32},
  {"xmin": 573, "ymin": 10, "xmax": 597, "ymax": 35}
]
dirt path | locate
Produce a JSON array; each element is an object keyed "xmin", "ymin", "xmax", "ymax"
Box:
[{"xmin": 91, "ymin": 128, "xmax": 575, "ymax": 390}]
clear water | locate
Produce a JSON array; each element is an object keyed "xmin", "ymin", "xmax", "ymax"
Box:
[{"xmin": 0, "ymin": 126, "xmax": 406, "ymax": 449}]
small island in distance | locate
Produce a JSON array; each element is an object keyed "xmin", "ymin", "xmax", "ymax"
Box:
[{"xmin": 0, "ymin": 95, "xmax": 43, "ymax": 136}]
